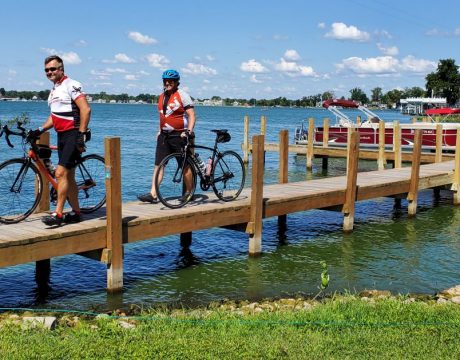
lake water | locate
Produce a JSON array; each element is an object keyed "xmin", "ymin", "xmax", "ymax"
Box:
[{"xmin": 0, "ymin": 101, "xmax": 459, "ymax": 311}]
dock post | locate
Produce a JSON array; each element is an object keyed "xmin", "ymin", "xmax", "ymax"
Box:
[
  {"xmin": 35, "ymin": 132, "xmax": 51, "ymax": 287},
  {"xmin": 356, "ymin": 116, "xmax": 361, "ymax": 126},
  {"xmin": 248, "ymin": 135, "xmax": 264, "ymax": 256},
  {"xmin": 343, "ymin": 130, "xmax": 359, "ymax": 232},
  {"xmin": 322, "ymin": 118, "xmax": 329, "ymax": 170},
  {"xmin": 435, "ymin": 124, "xmax": 443, "ymax": 163},
  {"xmin": 278, "ymin": 130, "xmax": 288, "ymax": 231},
  {"xmin": 453, "ymin": 128, "xmax": 460, "ymax": 205},
  {"xmin": 393, "ymin": 121, "xmax": 402, "ymax": 169},
  {"xmin": 306, "ymin": 118, "xmax": 315, "ymax": 171},
  {"xmin": 407, "ymin": 130, "xmax": 422, "ymax": 217},
  {"xmin": 260, "ymin": 115, "xmax": 266, "ymax": 136},
  {"xmin": 378, "ymin": 120, "xmax": 386, "ymax": 170},
  {"xmin": 105, "ymin": 137, "xmax": 123, "ymax": 292},
  {"xmin": 243, "ymin": 115, "xmax": 250, "ymax": 164},
  {"xmin": 36, "ymin": 132, "xmax": 50, "ymax": 213}
]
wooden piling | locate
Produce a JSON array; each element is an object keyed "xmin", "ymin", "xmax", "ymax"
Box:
[
  {"xmin": 393, "ymin": 121, "xmax": 402, "ymax": 169},
  {"xmin": 453, "ymin": 128, "xmax": 460, "ymax": 205},
  {"xmin": 343, "ymin": 130, "xmax": 359, "ymax": 232},
  {"xmin": 243, "ymin": 115, "xmax": 249, "ymax": 164},
  {"xmin": 248, "ymin": 135, "xmax": 264, "ymax": 256},
  {"xmin": 105, "ymin": 137, "xmax": 123, "ymax": 292},
  {"xmin": 435, "ymin": 123, "xmax": 443, "ymax": 163},
  {"xmin": 260, "ymin": 115, "xmax": 266, "ymax": 136},
  {"xmin": 278, "ymin": 130, "xmax": 288, "ymax": 229},
  {"xmin": 378, "ymin": 120, "xmax": 386, "ymax": 170},
  {"xmin": 407, "ymin": 130, "xmax": 422, "ymax": 216},
  {"xmin": 322, "ymin": 118, "xmax": 329, "ymax": 148},
  {"xmin": 306, "ymin": 118, "xmax": 315, "ymax": 170}
]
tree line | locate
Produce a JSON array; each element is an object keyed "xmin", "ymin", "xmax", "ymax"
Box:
[{"xmin": 1, "ymin": 58, "xmax": 459, "ymax": 107}]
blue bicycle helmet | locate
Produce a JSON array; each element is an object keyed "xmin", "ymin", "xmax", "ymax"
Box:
[{"xmin": 162, "ymin": 69, "xmax": 180, "ymax": 80}]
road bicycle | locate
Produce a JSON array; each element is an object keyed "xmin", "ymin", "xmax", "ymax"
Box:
[
  {"xmin": 155, "ymin": 129, "xmax": 245, "ymax": 209},
  {"xmin": 0, "ymin": 122, "xmax": 106, "ymax": 224}
]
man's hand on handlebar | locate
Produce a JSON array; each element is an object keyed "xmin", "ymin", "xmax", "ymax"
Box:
[{"xmin": 26, "ymin": 128, "xmax": 44, "ymax": 142}]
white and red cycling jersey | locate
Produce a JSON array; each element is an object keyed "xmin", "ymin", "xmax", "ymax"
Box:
[
  {"xmin": 158, "ymin": 89, "xmax": 194, "ymax": 132},
  {"xmin": 47, "ymin": 76, "xmax": 86, "ymax": 133}
]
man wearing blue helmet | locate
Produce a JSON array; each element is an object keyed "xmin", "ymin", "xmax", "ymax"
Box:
[{"xmin": 138, "ymin": 69, "xmax": 196, "ymax": 203}]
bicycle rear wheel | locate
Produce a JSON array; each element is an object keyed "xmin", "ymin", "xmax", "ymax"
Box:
[
  {"xmin": 212, "ymin": 151, "xmax": 245, "ymax": 201},
  {"xmin": 0, "ymin": 158, "xmax": 43, "ymax": 224},
  {"xmin": 155, "ymin": 153, "xmax": 197, "ymax": 209},
  {"xmin": 76, "ymin": 154, "xmax": 106, "ymax": 213}
]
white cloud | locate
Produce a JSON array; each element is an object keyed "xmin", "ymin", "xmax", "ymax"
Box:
[
  {"xmin": 128, "ymin": 31, "xmax": 157, "ymax": 45},
  {"xmin": 240, "ymin": 59, "xmax": 268, "ymax": 73},
  {"xmin": 317, "ymin": 22, "xmax": 326, "ymax": 29},
  {"xmin": 41, "ymin": 48, "xmax": 82, "ymax": 64},
  {"xmin": 273, "ymin": 34, "xmax": 289, "ymax": 40},
  {"xmin": 284, "ymin": 49, "xmax": 300, "ymax": 61},
  {"xmin": 105, "ymin": 68, "xmax": 128, "ymax": 73},
  {"xmin": 124, "ymin": 74, "xmax": 139, "ymax": 81},
  {"xmin": 181, "ymin": 63, "xmax": 217, "ymax": 75},
  {"xmin": 145, "ymin": 53, "xmax": 170, "ymax": 68},
  {"xmin": 337, "ymin": 56, "xmax": 398, "ymax": 74},
  {"xmin": 114, "ymin": 53, "xmax": 136, "ymax": 63},
  {"xmin": 8, "ymin": 69, "xmax": 17, "ymax": 76},
  {"xmin": 325, "ymin": 22, "xmax": 370, "ymax": 42},
  {"xmin": 377, "ymin": 43, "xmax": 399, "ymax": 56},
  {"xmin": 250, "ymin": 74, "xmax": 262, "ymax": 83},
  {"xmin": 455, "ymin": 28, "xmax": 460, "ymax": 36},
  {"xmin": 336, "ymin": 55, "xmax": 436, "ymax": 75},
  {"xmin": 399, "ymin": 55, "xmax": 436, "ymax": 73},
  {"xmin": 74, "ymin": 40, "xmax": 87, "ymax": 47},
  {"xmin": 274, "ymin": 58, "xmax": 316, "ymax": 77}
]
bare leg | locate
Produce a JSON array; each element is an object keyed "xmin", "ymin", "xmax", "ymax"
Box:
[
  {"xmin": 54, "ymin": 166, "xmax": 80, "ymax": 214},
  {"xmin": 183, "ymin": 166, "xmax": 193, "ymax": 193},
  {"xmin": 150, "ymin": 165, "xmax": 164, "ymax": 198}
]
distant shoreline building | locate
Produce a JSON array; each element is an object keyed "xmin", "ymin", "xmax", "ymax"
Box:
[{"xmin": 400, "ymin": 97, "xmax": 447, "ymax": 115}]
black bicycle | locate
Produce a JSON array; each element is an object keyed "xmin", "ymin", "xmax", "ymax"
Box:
[
  {"xmin": 0, "ymin": 122, "xmax": 106, "ymax": 224},
  {"xmin": 155, "ymin": 129, "xmax": 245, "ymax": 209}
]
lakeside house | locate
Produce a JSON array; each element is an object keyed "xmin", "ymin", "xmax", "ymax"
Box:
[{"xmin": 400, "ymin": 97, "xmax": 447, "ymax": 115}]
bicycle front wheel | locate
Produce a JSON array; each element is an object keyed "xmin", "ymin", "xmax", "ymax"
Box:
[
  {"xmin": 212, "ymin": 151, "xmax": 245, "ymax": 201},
  {"xmin": 155, "ymin": 153, "xmax": 197, "ymax": 209},
  {"xmin": 76, "ymin": 154, "xmax": 106, "ymax": 213},
  {"xmin": 0, "ymin": 158, "xmax": 43, "ymax": 224}
]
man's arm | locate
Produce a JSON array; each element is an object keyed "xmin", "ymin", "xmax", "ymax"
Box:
[{"xmin": 185, "ymin": 107, "xmax": 196, "ymax": 132}]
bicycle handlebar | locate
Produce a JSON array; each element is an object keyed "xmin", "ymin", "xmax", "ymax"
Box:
[{"xmin": 0, "ymin": 122, "xmax": 31, "ymax": 148}]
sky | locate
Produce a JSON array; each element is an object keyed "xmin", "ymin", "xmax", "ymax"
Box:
[{"xmin": 1, "ymin": 0, "xmax": 459, "ymax": 100}]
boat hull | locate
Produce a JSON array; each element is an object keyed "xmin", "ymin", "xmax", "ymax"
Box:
[{"xmin": 294, "ymin": 123, "xmax": 460, "ymax": 150}]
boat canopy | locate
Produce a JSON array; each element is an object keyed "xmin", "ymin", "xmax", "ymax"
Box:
[
  {"xmin": 322, "ymin": 99, "xmax": 359, "ymax": 109},
  {"xmin": 425, "ymin": 108, "xmax": 460, "ymax": 116}
]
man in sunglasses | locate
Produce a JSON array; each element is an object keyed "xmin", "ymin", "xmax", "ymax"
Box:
[{"xmin": 29, "ymin": 55, "xmax": 91, "ymax": 226}]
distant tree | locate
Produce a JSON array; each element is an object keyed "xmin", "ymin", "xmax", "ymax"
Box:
[
  {"xmin": 403, "ymin": 86, "xmax": 425, "ymax": 98},
  {"xmin": 425, "ymin": 58, "xmax": 460, "ymax": 105},
  {"xmin": 381, "ymin": 88, "xmax": 404, "ymax": 108},
  {"xmin": 349, "ymin": 87, "xmax": 369, "ymax": 104},
  {"xmin": 0, "ymin": 87, "xmax": 5, "ymax": 96},
  {"xmin": 321, "ymin": 91, "xmax": 334, "ymax": 101},
  {"xmin": 371, "ymin": 87, "xmax": 383, "ymax": 103}
]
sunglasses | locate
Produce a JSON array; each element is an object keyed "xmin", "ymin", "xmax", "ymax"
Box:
[{"xmin": 44, "ymin": 67, "xmax": 60, "ymax": 73}]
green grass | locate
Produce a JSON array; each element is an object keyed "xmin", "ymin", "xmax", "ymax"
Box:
[{"xmin": 1, "ymin": 296, "xmax": 460, "ymax": 359}]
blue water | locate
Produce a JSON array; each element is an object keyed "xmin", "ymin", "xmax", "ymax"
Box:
[{"xmin": 1, "ymin": 102, "xmax": 459, "ymax": 311}]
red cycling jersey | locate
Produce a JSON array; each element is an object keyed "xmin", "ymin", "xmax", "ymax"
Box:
[{"xmin": 158, "ymin": 89, "xmax": 194, "ymax": 132}]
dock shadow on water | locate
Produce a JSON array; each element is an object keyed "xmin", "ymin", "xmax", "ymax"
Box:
[{"xmin": 1, "ymin": 103, "xmax": 460, "ymax": 311}]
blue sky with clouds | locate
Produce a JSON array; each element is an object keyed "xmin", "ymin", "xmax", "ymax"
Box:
[{"xmin": 1, "ymin": 0, "xmax": 459, "ymax": 99}]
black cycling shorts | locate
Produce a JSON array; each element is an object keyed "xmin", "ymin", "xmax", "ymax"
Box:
[
  {"xmin": 57, "ymin": 129, "xmax": 81, "ymax": 169},
  {"xmin": 155, "ymin": 131, "xmax": 186, "ymax": 165}
]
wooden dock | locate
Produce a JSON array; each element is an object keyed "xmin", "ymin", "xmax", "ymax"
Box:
[{"xmin": 1, "ymin": 129, "xmax": 460, "ymax": 293}]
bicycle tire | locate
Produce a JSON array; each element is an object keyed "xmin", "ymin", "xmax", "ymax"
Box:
[
  {"xmin": 76, "ymin": 154, "xmax": 106, "ymax": 213},
  {"xmin": 155, "ymin": 153, "xmax": 197, "ymax": 209},
  {"xmin": 212, "ymin": 150, "xmax": 245, "ymax": 201},
  {"xmin": 0, "ymin": 158, "xmax": 43, "ymax": 224}
]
